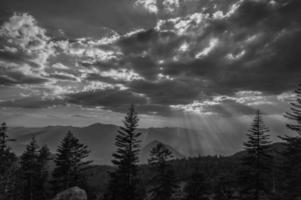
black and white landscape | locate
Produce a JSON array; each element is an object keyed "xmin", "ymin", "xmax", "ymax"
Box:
[{"xmin": 0, "ymin": 0, "xmax": 301, "ymax": 200}]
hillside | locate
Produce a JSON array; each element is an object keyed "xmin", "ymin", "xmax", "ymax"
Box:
[
  {"xmin": 8, "ymin": 123, "xmax": 202, "ymax": 164},
  {"xmin": 140, "ymin": 140, "xmax": 184, "ymax": 163},
  {"xmin": 8, "ymin": 123, "xmax": 285, "ymax": 165}
]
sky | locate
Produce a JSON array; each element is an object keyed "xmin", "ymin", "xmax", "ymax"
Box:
[{"xmin": 0, "ymin": 0, "xmax": 300, "ymax": 137}]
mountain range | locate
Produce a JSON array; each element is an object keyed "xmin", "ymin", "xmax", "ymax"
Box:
[
  {"xmin": 7, "ymin": 123, "xmax": 193, "ymax": 164},
  {"xmin": 7, "ymin": 123, "xmax": 243, "ymax": 164}
]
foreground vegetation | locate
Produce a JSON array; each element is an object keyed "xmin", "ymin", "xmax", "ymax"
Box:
[{"xmin": 0, "ymin": 84, "xmax": 301, "ymax": 200}]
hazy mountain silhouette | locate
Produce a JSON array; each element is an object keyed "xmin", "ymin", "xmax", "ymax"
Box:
[
  {"xmin": 230, "ymin": 142, "xmax": 286, "ymax": 159},
  {"xmin": 140, "ymin": 140, "xmax": 184, "ymax": 163},
  {"xmin": 7, "ymin": 123, "xmax": 243, "ymax": 164}
]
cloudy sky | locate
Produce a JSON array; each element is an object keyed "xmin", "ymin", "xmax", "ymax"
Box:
[{"xmin": 0, "ymin": 0, "xmax": 300, "ymax": 136}]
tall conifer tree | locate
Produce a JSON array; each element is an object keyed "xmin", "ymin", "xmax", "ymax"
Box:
[
  {"xmin": 0, "ymin": 122, "xmax": 16, "ymax": 175},
  {"xmin": 105, "ymin": 105, "xmax": 142, "ymax": 200},
  {"xmin": 148, "ymin": 143, "xmax": 178, "ymax": 200},
  {"xmin": 51, "ymin": 131, "xmax": 92, "ymax": 194},
  {"xmin": 280, "ymin": 84, "xmax": 301, "ymax": 199},
  {"xmin": 37, "ymin": 145, "xmax": 51, "ymax": 200},
  {"xmin": 20, "ymin": 139, "xmax": 51, "ymax": 200},
  {"xmin": 239, "ymin": 110, "xmax": 272, "ymax": 200},
  {"xmin": 0, "ymin": 122, "xmax": 17, "ymax": 200},
  {"xmin": 20, "ymin": 137, "xmax": 41, "ymax": 200}
]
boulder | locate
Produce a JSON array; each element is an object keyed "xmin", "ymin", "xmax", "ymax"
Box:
[{"xmin": 53, "ymin": 186, "xmax": 87, "ymax": 200}]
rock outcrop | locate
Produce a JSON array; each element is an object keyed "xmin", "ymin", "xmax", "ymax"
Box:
[{"xmin": 53, "ymin": 187, "xmax": 87, "ymax": 200}]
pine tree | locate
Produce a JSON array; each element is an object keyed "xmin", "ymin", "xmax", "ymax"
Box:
[
  {"xmin": 0, "ymin": 122, "xmax": 16, "ymax": 175},
  {"xmin": 5, "ymin": 164, "xmax": 22, "ymax": 200},
  {"xmin": 51, "ymin": 131, "xmax": 92, "ymax": 194},
  {"xmin": 280, "ymin": 84, "xmax": 301, "ymax": 199},
  {"xmin": 20, "ymin": 137, "xmax": 41, "ymax": 200},
  {"xmin": 105, "ymin": 105, "xmax": 142, "ymax": 200},
  {"xmin": 184, "ymin": 172, "xmax": 209, "ymax": 200},
  {"xmin": 37, "ymin": 145, "xmax": 51, "ymax": 200},
  {"xmin": 239, "ymin": 110, "xmax": 272, "ymax": 200},
  {"xmin": 148, "ymin": 143, "xmax": 178, "ymax": 200},
  {"xmin": 0, "ymin": 122, "xmax": 17, "ymax": 200}
]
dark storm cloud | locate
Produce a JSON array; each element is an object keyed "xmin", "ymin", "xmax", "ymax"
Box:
[
  {"xmin": 85, "ymin": 73, "xmax": 120, "ymax": 84},
  {"xmin": 0, "ymin": 0, "xmax": 157, "ymax": 38},
  {"xmin": 0, "ymin": 87, "xmax": 178, "ymax": 115},
  {"xmin": 63, "ymin": 88, "xmax": 182, "ymax": 115},
  {"xmin": 230, "ymin": 1, "xmax": 271, "ymax": 27},
  {"xmin": 0, "ymin": 88, "xmax": 149, "ymax": 113},
  {"xmin": 47, "ymin": 73, "xmax": 78, "ymax": 81},
  {"xmin": 0, "ymin": 48, "xmax": 44, "ymax": 70},
  {"xmin": 156, "ymin": 0, "xmax": 301, "ymax": 95},
  {"xmin": 0, "ymin": 0, "xmax": 300, "ymax": 117},
  {"xmin": 129, "ymin": 79, "xmax": 203, "ymax": 105},
  {"xmin": 202, "ymin": 99, "xmax": 257, "ymax": 117},
  {"xmin": 65, "ymin": 89, "xmax": 147, "ymax": 108},
  {"xmin": 103, "ymin": 0, "xmax": 301, "ymax": 115},
  {"xmin": 126, "ymin": 56, "xmax": 160, "ymax": 80},
  {"xmin": 0, "ymin": 70, "xmax": 48, "ymax": 86},
  {"xmin": 118, "ymin": 29, "xmax": 181, "ymax": 58},
  {"xmin": 0, "ymin": 96, "xmax": 64, "ymax": 108},
  {"xmin": 72, "ymin": 0, "xmax": 301, "ymax": 115},
  {"xmin": 116, "ymin": 29, "xmax": 184, "ymax": 80}
]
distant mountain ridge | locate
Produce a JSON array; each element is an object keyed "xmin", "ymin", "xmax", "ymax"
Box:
[
  {"xmin": 8, "ymin": 123, "xmax": 196, "ymax": 164},
  {"xmin": 6, "ymin": 122, "xmax": 256, "ymax": 164},
  {"xmin": 140, "ymin": 140, "xmax": 184, "ymax": 163}
]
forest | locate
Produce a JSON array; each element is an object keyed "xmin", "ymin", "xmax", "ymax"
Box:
[{"xmin": 0, "ymin": 84, "xmax": 300, "ymax": 200}]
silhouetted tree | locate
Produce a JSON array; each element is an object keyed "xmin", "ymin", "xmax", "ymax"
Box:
[
  {"xmin": 104, "ymin": 105, "xmax": 142, "ymax": 200},
  {"xmin": 0, "ymin": 122, "xmax": 17, "ymax": 200},
  {"xmin": 184, "ymin": 172, "xmax": 209, "ymax": 200},
  {"xmin": 148, "ymin": 143, "xmax": 178, "ymax": 200},
  {"xmin": 19, "ymin": 139, "xmax": 52, "ymax": 200},
  {"xmin": 20, "ymin": 137, "xmax": 41, "ymax": 200},
  {"xmin": 0, "ymin": 122, "xmax": 15, "ymax": 170},
  {"xmin": 239, "ymin": 110, "xmax": 272, "ymax": 200},
  {"xmin": 280, "ymin": 84, "xmax": 301, "ymax": 199},
  {"xmin": 51, "ymin": 131, "xmax": 92, "ymax": 194},
  {"xmin": 37, "ymin": 145, "xmax": 51, "ymax": 200}
]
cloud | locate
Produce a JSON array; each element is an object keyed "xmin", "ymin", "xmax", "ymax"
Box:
[
  {"xmin": 155, "ymin": 12, "xmax": 209, "ymax": 36},
  {"xmin": 0, "ymin": 70, "xmax": 48, "ymax": 86},
  {"xmin": 0, "ymin": 96, "xmax": 64, "ymax": 109},
  {"xmin": 170, "ymin": 90, "xmax": 277, "ymax": 115},
  {"xmin": 171, "ymin": 98, "xmax": 257, "ymax": 117},
  {"xmin": 134, "ymin": 0, "xmax": 180, "ymax": 15},
  {"xmin": 71, "ymin": 0, "xmax": 301, "ymax": 116},
  {"xmin": 51, "ymin": 63, "xmax": 69, "ymax": 70},
  {"xmin": 0, "ymin": 13, "xmax": 49, "ymax": 50},
  {"xmin": 195, "ymin": 38, "xmax": 219, "ymax": 58},
  {"xmin": 0, "ymin": 0, "xmax": 158, "ymax": 36},
  {"xmin": 65, "ymin": 89, "xmax": 147, "ymax": 109},
  {"xmin": 99, "ymin": 69, "xmax": 144, "ymax": 82},
  {"xmin": 135, "ymin": 0, "xmax": 158, "ymax": 14},
  {"xmin": 0, "ymin": 13, "xmax": 55, "ymax": 69},
  {"xmin": 162, "ymin": 0, "xmax": 180, "ymax": 14},
  {"xmin": 47, "ymin": 71, "xmax": 80, "ymax": 81},
  {"xmin": 58, "ymin": 37, "xmax": 122, "ymax": 64},
  {"xmin": 129, "ymin": 78, "xmax": 203, "ymax": 105},
  {"xmin": 0, "ymin": 0, "xmax": 301, "ymax": 118}
]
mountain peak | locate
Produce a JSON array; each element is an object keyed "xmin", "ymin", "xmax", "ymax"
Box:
[
  {"xmin": 140, "ymin": 140, "xmax": 184, "ymax": 163},
  {"xmin": 87, "ymin": 123, "xmax": 103, "ymax": 127},
  {"xmin": 86, "ymin": 123, "xmax": 117, "ymax": 129}
]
